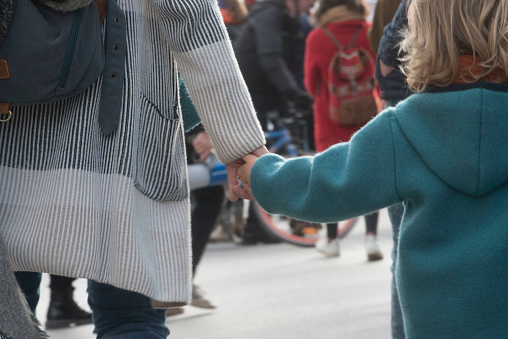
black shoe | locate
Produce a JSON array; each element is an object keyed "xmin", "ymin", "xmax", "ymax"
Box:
[
  {"xmin": 46, "ymin": 288, "xmax": 93, "ymax": 329},
  {"xmin": 241, "ymin": 219, "xmax": 282, "ymax": 245},
  {"xmin": 240, "ymin": 232, "xmax": 261, "ymax": 245},
  {"xmin": 240, "ymin": 233, "xmax": 281, "ymax": 245}
]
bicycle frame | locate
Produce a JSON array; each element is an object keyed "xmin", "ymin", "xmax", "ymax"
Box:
[{"xmin": 265, "ymin": 127, "xmax": 298, "ymax": 157}]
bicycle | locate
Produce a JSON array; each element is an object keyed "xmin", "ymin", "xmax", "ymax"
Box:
[
  {"xmin": 187, "ymin": 111, "xmax": 358, "ymax": 247},
  {"xmin": 251, "ymin": 111, "xmax": 358, "ymax": 247}
]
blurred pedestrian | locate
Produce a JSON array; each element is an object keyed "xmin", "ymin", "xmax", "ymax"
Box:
[
  {"xmin": 218, "ymin": 0, "xmax": 249, "ymax": 41},
  {"xmin": 233, "ymin": 0, "xmax": 315, "ymax": 244},
  {"xmin": 304, "ymin": 0, "xmax": 382, "ymax": 260}
]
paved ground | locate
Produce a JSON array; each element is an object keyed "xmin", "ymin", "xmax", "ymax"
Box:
[{"xmin": 38, "ymin": 209, "xmax": 394, "ymax": 339}]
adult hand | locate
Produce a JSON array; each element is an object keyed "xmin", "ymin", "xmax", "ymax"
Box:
[
  {"xmin": 235, "ymin": 154, "xmax": 258, "ymax": 201},
  {"xmin": 227, "ymin": 146, "xmax": 269, "ymax": 202},
  {"xmin": 379, "ymin": 59, "xmax": 395, "ymax": 77},
  {"xmin": 192, "ymin": 132, "xmax": 212, "ymax": 161}
]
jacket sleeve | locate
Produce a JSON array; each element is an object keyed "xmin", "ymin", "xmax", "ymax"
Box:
[
  {"xmin": 303, "ymin": 29, "xmax": 321, "ymax": 97},
  {"xmin": 251, "ymin": 7, "xmax": 301, "ymax": 95},
  {"xmin": 377, "ymin": 0, "xmax": 407, "ymax": 68},
  {"xmin": 148, "ymin": 0, "xmax": 265, "ymax": 164},
  {"xmin": 250, "ymin": 111, "xmax": 401, "ymax": 223}
]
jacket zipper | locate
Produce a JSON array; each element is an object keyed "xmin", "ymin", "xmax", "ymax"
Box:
[{"xmin": 58, "ymin": 8, "xmax": 84, "ymax": 89}]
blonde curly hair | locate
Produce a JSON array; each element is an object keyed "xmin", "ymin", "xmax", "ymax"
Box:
[{"xmin": 400, "ymin": 0, "xmax": 508, "ymax": 92}]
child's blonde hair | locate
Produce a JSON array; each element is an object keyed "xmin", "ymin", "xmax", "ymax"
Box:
[{"xmin": 400, "ymin": 0, "xmax": 508, "ymax": 93}]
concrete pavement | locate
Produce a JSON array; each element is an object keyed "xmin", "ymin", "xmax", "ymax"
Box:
[{"xmin": 38, "ymin": 209, "xmax": 394, "ymax": 339}]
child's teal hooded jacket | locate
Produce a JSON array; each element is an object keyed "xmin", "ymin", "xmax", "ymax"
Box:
[{"xmin": 250, "ymin": 83, "xmax": 508, "ymax": 338}]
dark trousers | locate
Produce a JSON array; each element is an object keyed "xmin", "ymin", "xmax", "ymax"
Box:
[
  {"xmin": 326, "ymin": 211, "xmax": 379, "ymax": 239},
  {"xmin": 49, "ymin": 274, "xmax": 75, "ymax": 290},
  {"xmin": 191, "ymin": 185, "xmax": 225, "ymax": 276},
  {"xmin": 14, "ymin": 273, "xmax": 168, "ymax": 338}
]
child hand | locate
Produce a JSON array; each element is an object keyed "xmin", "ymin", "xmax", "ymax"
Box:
[
  {"xmin": 238, "ymin": 154, "xmax": 257, "ymax": 185},
  {"xmin": 235, "ymin": 154, "xmax": 258, "ymax": 200},
  {"xmin": 227, "ymin": 146, "xmax": 268, "ymax": 202}
]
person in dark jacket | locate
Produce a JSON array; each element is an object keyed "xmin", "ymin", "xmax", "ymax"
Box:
[
  {"xmin": 375, "ymin": 0, "xmax": 410, "ymax": 103},
  {"xmin": 233, "ymin": 0, "xmax": 315, "ymax": 244},
  {"xmin": 234, "ymin": 0, "xmax": 315, "ymax": 130}
]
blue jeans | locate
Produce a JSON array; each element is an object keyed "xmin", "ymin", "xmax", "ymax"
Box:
[
  {"xmin": 87, "ymin": 281, "xmax": 169, "ymax": 339},
  {"xmin": 15, "ymin": 273, "xmax": 169, "ymax": 338}
]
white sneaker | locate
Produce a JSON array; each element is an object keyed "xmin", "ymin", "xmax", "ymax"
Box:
[
  {"xmin": 315, "ymin": 237, "xmax": 340, "ymax": 257},
  {"xmin": 366, "ymin": 233, "xmax": 383, "ymax": 261}
]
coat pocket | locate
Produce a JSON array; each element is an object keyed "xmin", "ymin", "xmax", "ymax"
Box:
[{"xmin": 133, "ymin": 94, "xmax": 188, "ymax": 201}]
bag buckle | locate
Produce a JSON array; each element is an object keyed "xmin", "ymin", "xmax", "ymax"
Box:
[
  {"xmin": 0, "ymin": 103, "xmax": 12, "ymax": 122},
  {"xmin": 0, "ymin": 110, "xmax": 12, "ymax": 122}
]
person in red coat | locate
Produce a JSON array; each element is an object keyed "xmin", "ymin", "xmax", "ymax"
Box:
[{"xmin": 304, "ymin": 0, "xmax": 382, "ymax": 260}]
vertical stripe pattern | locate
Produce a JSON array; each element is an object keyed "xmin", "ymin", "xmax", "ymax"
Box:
[{"xmin": 0, "ymin": 0, "xmax": 263, "ymax": 303}]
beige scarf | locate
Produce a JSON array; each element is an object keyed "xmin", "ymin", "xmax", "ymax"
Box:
[{"xmin": 316, "ymin": 5, "xmax": 366, "ymax": 27}]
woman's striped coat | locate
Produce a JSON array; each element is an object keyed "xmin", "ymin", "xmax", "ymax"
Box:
[{"xmin": 0, "ymin": 0, "xmax": 264, "ymax": 306}]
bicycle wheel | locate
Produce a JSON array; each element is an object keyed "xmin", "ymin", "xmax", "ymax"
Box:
[{"xmin": 252, "ymin": 201, "xmax": 358, "ymax": 247}]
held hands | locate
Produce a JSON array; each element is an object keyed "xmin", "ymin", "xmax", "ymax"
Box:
[
  {"xmin": 226, "ymin": 146, "xmax": 268, "ymax": 202},
  {"xmin": 236, "ymin": 154, "xmax": 258, "ymax": 200}
]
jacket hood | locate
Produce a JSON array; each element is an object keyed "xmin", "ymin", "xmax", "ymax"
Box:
[{"xmin": 395, "ymin": 83, "xmax": 508, "ymax": 196}]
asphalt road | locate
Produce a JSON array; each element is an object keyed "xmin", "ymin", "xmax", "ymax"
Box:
[{"xmin": 38, "ymin": 208, "xmax": 394, "ymax": 339}]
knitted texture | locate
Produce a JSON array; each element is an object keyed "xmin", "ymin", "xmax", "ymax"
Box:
[
  {"xmin": 0, "ymin": 237, "xmax": 47, "ymax": 339},
  {"xmin": 453, "ymin": 55, "xmax": 506, "ymax": 84}
]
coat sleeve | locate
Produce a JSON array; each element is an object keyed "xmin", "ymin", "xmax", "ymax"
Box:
[
  {"xmin": 147, "ymin": 0, "xmax": 265, "ymax": 164},
  {"xmin": 250, "ymin": 110, "xmax": 402, "ymax": 223}
]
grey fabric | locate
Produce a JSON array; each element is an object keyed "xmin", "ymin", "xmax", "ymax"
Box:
[
  {"xmin": 0, "ymin": 0, "xmax": 15, "ymax": 45},
  {"xmin": 0, "ymin": 236, "xmax": 47, "ymax": 339},
  {"xmin": 0, "ymin": 0, "xmax": 265, "ymax": 305},
  {"xmin": 33, "ymin": 0, "xmax": 93, "ymax": 12}
]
